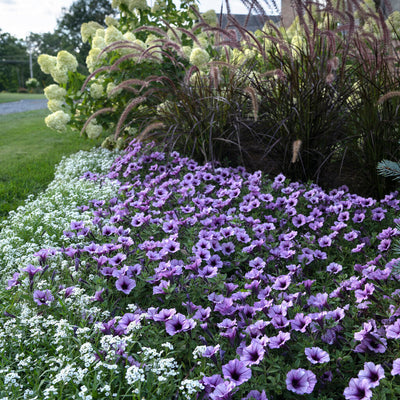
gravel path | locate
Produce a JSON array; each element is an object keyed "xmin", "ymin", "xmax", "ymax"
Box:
[{"xmin": 0, "ymin": 99, "xmax": 48, "ymax": 115}]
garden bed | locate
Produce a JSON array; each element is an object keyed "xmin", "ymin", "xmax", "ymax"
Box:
[{"xmin": 1, "ymin": 141, "xmax": 400, "ymax": 399}]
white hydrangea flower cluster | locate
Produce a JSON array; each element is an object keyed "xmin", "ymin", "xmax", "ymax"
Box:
[
  {"xmin": 44, "ymin": 84, "xmax": 67, "ymax": 113},
  {"xmin": 44, "ymin": 110, "xmax": 71, "ymax": 131},
  {"xmin": 38, "ymin": 51, "xmax": 78, "ymax": 85},
  {"xmin": 44, "ymin": 84, "xmax": 66, "ymax": 101},
  {"xmin": 86, "ymin": 119, "xmax": 103, "ymax": 139},
  {"xmin": 90, "ymin": 83, "xmax": 104, "ymax": 99},
  {"xmin": 81, "ymin": 21, "xmax": 104, "ymax": 43},
  {"xmin": 112, "ymin": 0, "xmax": 148, "ymax": 11},
  {"xmin": 189, "ymin": 47, "xmax": 210, "ymax": 67}
]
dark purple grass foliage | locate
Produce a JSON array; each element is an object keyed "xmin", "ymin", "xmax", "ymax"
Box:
[{"xmin": 12, "ymin": 140, "xmax": 400, "ymax": 399}]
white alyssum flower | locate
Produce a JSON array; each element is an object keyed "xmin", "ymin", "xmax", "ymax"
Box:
[
  {"xmin": 192, "ymin": 345, "xmax": 207, "ymax": 360},
  {"xmin": 179, "ymin": 379, "xmax": 205, "ymax": 399},
  {"xmin": 126, "ymin": 365, "xmax": 146, "ymax": 384},
  {"xmin": 0, "ymin": 147, "xmax": 120, "ymax": 286}
]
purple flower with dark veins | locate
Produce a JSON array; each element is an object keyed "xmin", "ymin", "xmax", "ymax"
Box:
[
  {"xmin": 318, "ymin": 235, "xmax": 332, "ymax": 247},
  {"xmin": 326, "ymin": 262, "xmax": 343, "ymax": 274},
  {"xmin": 357, "ymin": 362, "xmax": 384, "ymax": 388},
  {"xmin": 269, "ymin": 331, "xmax": 291, "ymax": 348},
  {"xmin": 305, "ymin": 347, "xmax": 330, "ymax": 364},
  {"xmin": 6, "ymin": 272, "xmax": 21, "ymax": 289},
  {"xmin": 202, "ymin": 344, "xmax": 220, "ymax": 358},
  {"xmin": 221, "ymin": 242, "xmax": 235, "ymax": 256},
  {"xmin": 201, "ymin": 374, "xmax": 224, "ymax": 395},
  {"xmin": 272, "ymin": 275, "xmax": 291, "ymax": 291},
  {"xmin": 109, "ymin": 253, "xmax": 127, "ymax": 266},
  {"xmin": 115, "ymin": 275, "xmax": 136, "ymax": 295},
  {"xmin": 210, "ymin": 381, "xmax": 237, "ymax": 400},
  {"xmin": 391, "ymin": 359, "xmax": 400, "ymax": 376},
  {"xmin": 242, "ymin": 390, "xmax": 268, "ymax": 400},
  {"xmin": 165, "ymin": 313, "xmax": 196, "ymax": 335},
  {"xmin": 286, "ymin": 368, "xmax": 317, "ymax": 395},
  {"xmin": 23, "ymin": 264, "xmax": 43, "ymax": 279},
  {"xmin": 307, "ymin": 292, "xmax": 328, "ymax": 310},
  {"xmin": 343, "ymin": 378, "xmax": 372, "ymax": 400},
  {"xmin": 386, "ymin": 318, "xmax": 400, "ymax": 339},
  {"xmin": 222, "ymin": 358, "xmax": 252, "ymax": 386},
  {"xmin": 240, "ymin": 340, "xmax": 265, "ymax": 365},
  {"xmin": 33, "ymin": 289, "xmax": 54, "ymax": 306}
]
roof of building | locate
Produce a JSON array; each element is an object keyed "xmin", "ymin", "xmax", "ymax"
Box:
[{"xmin": 216, "ymin": 13, "xmax": 281, "ymax": 32}]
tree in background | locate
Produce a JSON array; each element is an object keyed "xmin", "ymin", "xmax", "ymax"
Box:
[{"xmin": 0, "ymin": 30, "xmax": 30, "ymax": 92}]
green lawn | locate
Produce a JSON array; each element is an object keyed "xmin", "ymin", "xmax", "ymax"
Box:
[
  {"xmin": 0, "ymin": 109, "xmax": 102, "ymax": 219},
  {"xmin": 0, "ymin": 92, "xmax": 45, "ymax": 103}
]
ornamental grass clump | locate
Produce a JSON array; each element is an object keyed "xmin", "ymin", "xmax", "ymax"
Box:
[
  {"xmin": 3, "ymin": 140, "xmax": 400, "ymax": 399},
  {"xmin": 223, "ymin": 0, "xmax": 400, "ymax": 197}
]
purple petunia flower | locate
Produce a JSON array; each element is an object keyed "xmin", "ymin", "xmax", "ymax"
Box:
[
  {"xmin": 291, "ymin": 313, "xmax": 312, "ymax": 332},
  {"xmin": 222, "ymin": 358, "xmax": 252, "ymax": 386},
  {"xmin": 354, "ymin": 283, "xmax": 375, "ymax": 303},
  {"xmin": 343, "ymin": 378, "xmax": 372, "ymax": 400},
  {"xmin": 92, "ymin": 288, "xmax": 105, "ymax": 302},
  {"xmin": 386, "ymin": 319, "xmax": 400, "ymax": 339},
  {"xmin": 210, "ymin": 381, "xmax": 237, "ymax": 400},
  {"xmin": 201, "ymin": 374, "xmax": 224, "ymax": 395},
  {"xmin": 269, "ymin": 331, "xmax": 291, "ymax": 349},
  {"xmin": 305, "ymin": 347, "xmax": 330, "ymax": 364},
  {"xmin": 221, "ymin": 242, "xmax": 235, "ymax": 256},
  {"xmin": 33, "ymin": 289, "xmax": 54, "ymax": 306},
  {"xmin": 242, "ymin": 390, "xmax": 268, "ymax": 400},
  {"xmin": 6, "ymin": 272, "xmax": 20, "ymax": 290},
  {"xmin": 318, "ymin": 235, "xmax": 332, "ymax": 247},
  {"xmin": 307, "ymin": 292, "xmax": 328, "ymax": 310},
  {"xmin": 292, "ymin": 214, "xmax": 307, "ymax": 227},
  {"xmin": 202, "ymin": 344, "xmax": 220, "ymax": 358},
  {"xmin": 391, "ymin": 359, "xmax": 400, "ymax": 376},
  {"xmin": 109, "ymin": 253, "xmax": 127, "ymax": 266},
  {"xmin": 23, "ymin": 264, "xmax": 43, "ymax": 279},
  {"xmin": 152, "ymin": 308, "xmax": 176, "ymax": 321},
  {"xmin": 286, "ymin": 368, "xmax": 317, "ymax": 395},
  {"xmin": 357, "ymin": 362, "xmax": 384, "ymax": 388},
  {"xmin": 272, "ymin": 275, "xmax": 291, "ymax": 291},
  {"xmin": 240, "ymin": 340, "xmax": 265, "ymax": 365},
  {"xmin": 165, "ymin": 313, "xmax": 196, "ymax": 335},
  {"xmin": 115, "ymin": 312, "xmax": 141, "ymax": 335},
  {"xmin": 115, "ymin": 275, "xmax": 136, "ymax": 295},
  {"xmin": 326, "ymin": 262, "xmax": 343, "ymax": 274}
]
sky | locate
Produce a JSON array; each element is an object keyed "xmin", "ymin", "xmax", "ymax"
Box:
[{"xmin": 0, "ymin": 0, "xmax": 280, "ymax": 40}]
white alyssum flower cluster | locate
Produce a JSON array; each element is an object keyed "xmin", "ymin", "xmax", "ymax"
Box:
[
  {"xmin": 0, "ymin": 147, "xmax": 122, "ymax": 399},
  {"xmin": 179, "ymin": 379, "xmax": 205, "ymax": 399},
  {"xmin": 0, "ymin": 147, "xmax": 120, "ymax": 285}
]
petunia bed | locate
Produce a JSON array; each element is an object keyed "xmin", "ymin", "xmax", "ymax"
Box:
[{"xmin": 3, "ymin": 140, "xmax": 400, "ymax": 399}]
